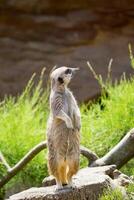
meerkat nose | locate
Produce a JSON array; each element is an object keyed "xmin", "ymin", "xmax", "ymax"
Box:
[{"xmin": 71, "ymin": 67, "xmax": 79, "ymax": 70}]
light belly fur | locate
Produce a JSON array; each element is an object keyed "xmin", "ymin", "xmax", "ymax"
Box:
[{"xmin": 47, "ymin": 120, "xmax": 80, "ymax": 161}]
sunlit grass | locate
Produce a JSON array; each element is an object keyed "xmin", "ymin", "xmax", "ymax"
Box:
[
  {"xmin": 99, "ymin": 188, "xmax": 124, "ymax": 200},
  {"xmin": 0, "ymin": 69, "xmax": 49, "ymax": 192},
  {"xmin": 81, "ymin": 76, "xmax": 134, "ymax": 157},
  {"xmin": 99, "ymin": 183, "xmax": 134, "ymax": 200}
]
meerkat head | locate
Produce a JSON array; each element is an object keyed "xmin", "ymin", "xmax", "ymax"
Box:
[{"xmin": 50, "ymin": 66, "xmax": 79, "ymax": 89}]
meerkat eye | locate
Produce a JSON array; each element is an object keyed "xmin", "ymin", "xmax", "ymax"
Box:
[
  {"xmin": 58, "ymin": 77, "xmax": 64, "ymax": 84},
  {"xmin": 65, "ymin": 68, "xmax": 72, "ymax": 74}
]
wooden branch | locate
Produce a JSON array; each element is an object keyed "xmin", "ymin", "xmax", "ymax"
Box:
[
  {"xmin": 80, "ymin": 145, "xmax": 99, "ymax": 164},
  {"xmin": 0, "ymin": 151, "xmax": 11, "ymax": 171},
  {"xmin": 0, "ymin": 141, "xmax": 47, "ymax": 188},
  {"xmin": 1, "ymin": 128, "xmax": 134, "ymax": 189},
  {"xmin": 0, "ymin": 141, "xmax": 98, "ymax": 188},
  {"xmin": 90, "ymin": 128, "xmax": 134, "ymax": 169}
]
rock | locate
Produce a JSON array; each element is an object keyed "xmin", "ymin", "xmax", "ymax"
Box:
[
  {"xmin": 42, "ymin": 165, "xmax": 116, "ymax": 187},
  {"xmin": 113, "ymin": 169, "xmax": 134, "ymax": 187},
  {"xmin": 9, "ymin": 166, "xmax": 117, "ymax": 200}
]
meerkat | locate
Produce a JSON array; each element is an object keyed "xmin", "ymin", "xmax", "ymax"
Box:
[{"xmin": 46, "ymin": 66, "xmax": 81, "ymax": 190}]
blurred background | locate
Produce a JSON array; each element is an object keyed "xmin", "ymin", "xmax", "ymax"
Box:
[{"xmin": 0, "ymin": 0, "xmax": 134, "ymax": 102}]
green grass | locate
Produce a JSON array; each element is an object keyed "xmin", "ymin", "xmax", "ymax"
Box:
[
  {"xmin": 81, "ymin": 54, "xmax": 134, "ymax": 176},
  {"xmin": 99, "ymin": 183, "xmax": 134, "ymax": 200},
  {"xmin": 81, "ymin": 75, "xmax": 134, "ymax": 174},
  {"xmin": 99, "ymin": 189, "xmax": 125, "ymax": 200},
  {"xmin": 0, "ymin": 69, "xmax": 50, "ymax": 193},
  {"xmin": 99, "ymin": 188, "xmax": 124, "ymax": 200},
  {"xmin": 0, "ymin": 65, "xmax": 134, "ymax": 197}
]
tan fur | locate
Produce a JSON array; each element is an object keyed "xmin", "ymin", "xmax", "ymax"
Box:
[{"xmin": 46, "ymin": 67, "xmax": 81, "ymax": 189}]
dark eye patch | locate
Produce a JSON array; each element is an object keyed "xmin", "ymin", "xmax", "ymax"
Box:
[
  {"xmin": 65, "ymin": 68, "xmax": 72, "ymax": 74},
  {"xmin": 58, "ymin": 77, "xmax": 64, "ymax": 84}
]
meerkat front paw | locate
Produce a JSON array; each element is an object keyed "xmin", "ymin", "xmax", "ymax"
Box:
[
  {"xmin": 66, "ymin": 119, "xmax": 74, "ymax": 130},
  {"xmin": 74, "ymin": 116, "xmax": 81, "ymax": 131},
  {"xmin": 55, "ymin": 186, "xmax": 63, "ymax": 191},
  {"xmin": 55, "ymin": 184, "xmax": 63, "ymax": 191}
]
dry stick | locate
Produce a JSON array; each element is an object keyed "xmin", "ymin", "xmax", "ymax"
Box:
[
  {"xmin": 0, "ymin": 141, "xmax": 97, "ymax": 188},
  {"xmin": 107, "ymin": 58, "xmax": 113, "ymax": 83},
  {"xmin": 87, "ymin": 61, "xmax": 105, "ymax": 90},
  {"xmin": 0, "ymin": 151, "xmax": 11, "ymax": 171},
  {"xmin": 87, "ymin": 59, "xmax": 113, "ymax": 91},
  {"xmin": 0, "ymin": 141, "xmax": 47, "ymax": 188}
]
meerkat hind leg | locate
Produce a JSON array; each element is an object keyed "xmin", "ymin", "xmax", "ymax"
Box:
[
  {"xmin": 66, "ymin": 159, "xmax": 79, "ymax": 188},
  {"xmin": 59, "ymin": 159, "xmax": 68, "ymax": 185},
  {"xmin": 55, "ymin": 158, "xmax": 67, "ymax": 190},
  {"xmin": 55, "ymin": 177, "xmax": 63, "ymax": 191}
]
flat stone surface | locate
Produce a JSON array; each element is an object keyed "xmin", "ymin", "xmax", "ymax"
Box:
[
  {"xmin": 42, "ymin": 165, "xmax": 116, "ymax": 187},
  {"xmin": 9, "ymin": 166, "xmax": 116, "ymax": 200}
]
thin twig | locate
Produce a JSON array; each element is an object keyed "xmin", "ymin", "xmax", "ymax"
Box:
[
  {"xmin": 107, "ymin": 58, "xmax": 113, "ymax": 83},
  {"xmin": 87, "ymin": 61, "xmax": 99, "ymax": 81},
  {"xmin": 0, "ymin": 151, "xmax": 11, "ymax": 171},
  {"xmin": 50, "ymin": 65, "xmax": 57, "ymax": 77},
  {"xmin": 87, "ymin": 61, "xmax": 105, "ymax": 89}
]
